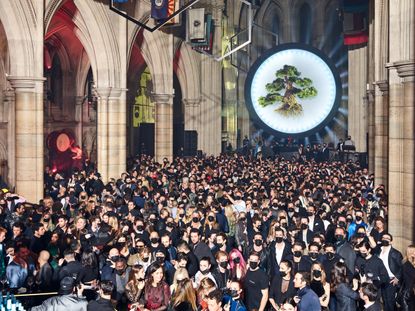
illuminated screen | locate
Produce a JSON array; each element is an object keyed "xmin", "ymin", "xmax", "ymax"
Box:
[{"xmin": 245, "ymin": 43, "xmax": 341, "ymax": 136}]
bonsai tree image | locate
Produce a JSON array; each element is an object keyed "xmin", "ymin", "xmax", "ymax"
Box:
[{"xmin": 258, "ymin": 64, "xmax": 317, "ymax": 117}]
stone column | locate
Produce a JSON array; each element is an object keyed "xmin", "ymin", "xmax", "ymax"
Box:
[
  {"xmin": 107, "ymin": 88, "xmax": 127, "ymax": 179},
  {"xmin": 183, "ymin": 98, "xmax": 201, "ymax": 132},
  {"xmin": 373, "ymin": 81, "xmax": 389, "ymax": 186},
  {"xmin": 74, "ymin": 95, "xmax": 85, "ymax": 146},
  {"xmin": 387, "ymin": 61, "xmax": 415, "ymax": 251},
  {"xmin": 4, "ymin": 89, "xmax": 15, "ymax": 187},
  {"xmin": 347, "ymin": 46, "xmax": 368, "ymax": 152},
  {"xmin": 8, "ymin": 77, "xmax": 44, "ymax": 202},
  {"xmin": 96, "ymin": 88, "xmax": 110, "ymax": 181},
  {"xmin": 152, "ymin": 94, "xmax": 174, "ymax": 163},
  {"xmin": 366, "ymin": 89, "xmax": 375, "ymax": 173},
  {"xmin": 198, "ymin": 0, "xmax": 223, "ymax": 156}
]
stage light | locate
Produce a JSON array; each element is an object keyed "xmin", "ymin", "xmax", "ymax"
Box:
[
  {"xmin": 335, "ymin": 54, "xmax": 348, "ymax": 68},
  {"xmin": 341, "ymin": 95, "xmax": 348, "ymax": 100},
  {"xmin": 340, "ymin": 71, "xmax": 348, "ymax": 78},
  {"xmin": 338, "ymin": 107, "xmax": 348, "ymax": 116},
  {"xmin": 342, "ymin": 82, "xmax": 348, "ymax": 89}
]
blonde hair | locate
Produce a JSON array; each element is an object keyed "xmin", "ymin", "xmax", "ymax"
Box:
[
  {"xmin": 172, "ymin": 278, "xmax": 197, "ymax": 310},
  {"xmin": 171, "ymin": 267, "xmax": 190, "ymax": 292},
  {"xmin": 404, "ymin": 244, "xmax": 415, "ymax": 267}
]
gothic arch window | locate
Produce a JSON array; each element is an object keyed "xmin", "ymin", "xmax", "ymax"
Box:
[
  {"xmin": 299, "ymin": 3, "xmax": 312, "ymax": 44},
  {"xmin": 271, "ymin": 13, "xmax": 280, "ymax": 45}
]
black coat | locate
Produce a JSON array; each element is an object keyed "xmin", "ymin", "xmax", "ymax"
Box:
[
  {"xmin": 335, "ymin": 283, "xmax": 359, "ymax": 311},
  {"xmin": 87, "ymin": 297, "xmax": 115, "ymax": 311},
  {"xmin": 376, "ymin": 246, "xmax": 403, "ymax": 281},
  {"xmin": 269, "ymin": 241, "xmax": 293, "ymax": 275},
  {"xmin": 269, "ymin": 274, "xmax": 296, "ymax": 305}
]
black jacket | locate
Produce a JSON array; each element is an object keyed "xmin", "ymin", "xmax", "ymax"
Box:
[
  {"xmin": 269, "ymin": 241, "xmax": 292, "ymax": 275},
  {"xmin": 87, "ymin": 297, "xmax": 114, "ymax": 311},
  {"xmin": 335, "ymin": 283, "xmax": 359, "ymax": 311},
  {"xmin": 269, "ymin": 274, "xmax": 296, "ymax": 305},
  {"xmin": 376, "ymin": 246, "xmax": 403, "ymax": 281}
]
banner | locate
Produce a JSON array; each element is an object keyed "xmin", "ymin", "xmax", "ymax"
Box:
[{"xmin": 151, "ymin": 0, "xmax": 175, "ymax": 20}]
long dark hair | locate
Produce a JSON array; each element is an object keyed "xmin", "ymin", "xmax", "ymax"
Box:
[
  {"xmin": 331, "ymin": 261, "xmax": 349, "ymax": 292},
  {"xmin": 145, "ymin": 262, "xmax": 165, "ymax": 287},
  {"xmin": 81, "ymin": 249, "xmax": 97, "ymax": 268}
]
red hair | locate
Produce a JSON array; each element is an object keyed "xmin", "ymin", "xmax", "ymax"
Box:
[{"xmin": 228, "ymin": 249, "xmax": 246, "ymax": 280}]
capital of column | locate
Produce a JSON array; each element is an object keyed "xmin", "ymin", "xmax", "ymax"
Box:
[
  {"xmin": 182, "ymin": 98, "xmax": 202, "ymax": 107},
  {"xmin": 373, "ymin": 80, "xmax": 389, "ymax": 95},
  {"xmin": 109, "ymin": 88, "xmax": 128, "ymax": 100},
  {"xmin": 96, "ymin": 87, "xmax": 111, "ymax": 99},
  {"xmin": 151, "ymin": 93, "xmax": 174, "ymax": 104},
  {"xmin": 386, "ymin": 60, "xmax": 415, "ymax": 82},
  {"xmin": 7, "ymin": 76, "xmax": 45, "ymax": 93}
]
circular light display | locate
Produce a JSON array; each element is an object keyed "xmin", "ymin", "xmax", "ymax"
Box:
[
  {"xmin": 56, "ymin": 133, "xmax": 71, "ymax": 152},
  {"xmin": 245, "ymin": 43, "xmax": 341, "ymax": 136}
]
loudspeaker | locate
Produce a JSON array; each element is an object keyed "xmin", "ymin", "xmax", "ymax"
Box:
[
  {"xmin": 138, "ymin": 123, "xmax": 155, "ymax": 156},
  {"xmin": 184, "ymin": 130, "xmax": 198, "ymax": 156},
  {"xmin": 187, "ymin": 8, "xmax": 205, "ymax": 41}
]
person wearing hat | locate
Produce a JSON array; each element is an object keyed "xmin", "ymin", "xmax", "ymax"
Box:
[{"xmin": 31, "ymin": 276, "xmax": 88, "ymax": 311}]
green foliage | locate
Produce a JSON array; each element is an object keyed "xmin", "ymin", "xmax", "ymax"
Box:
[{"xmin": 257, "ymin": 64, "xmax": 317, "ymax": 117}]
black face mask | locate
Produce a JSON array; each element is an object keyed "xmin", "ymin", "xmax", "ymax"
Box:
[
  {"xmin": 312, "ymin": 270, "xmax": 322, "ymax": 278},
  {"xmin": 192, "ymin": 217, "xmax": 199, "ymax": 223},
  {"xmin": 356, "ymin": 232, "xmax": 365, "ymax": 238},
  {"xmin": 338, "ymin": 221, "xmax": 346, "ymax": 228},
  {"xmin": 166, "ymin": 222, "xmax": 174, "ymax": 228},
  {"xmin": 254, "ymin": 239, "xmax": 263, "ymax": 246},
  {"xmin": 142, "ymin": 257, "xmax": 149, "ymax": 263},
  {"xmin": 116, "ymin": 269, "xmax": 125, "ymax": 276},
  {"xmin": 215, "ymin": 242, "xmax": 223, "ymax": 249},
  {"xmin": 136, "ymin": 225, "xmax": 144, "ymax": 231},
  {"xmin": 249, "ymin": 261, "xmax": 258, "ymax": 270},
  {"xmin": 235, "ymin": 196, "xmax": 241, "ymax": 201},
  {"xmin": 309, "ymin": 252, "xmax": 318, "ymax": 260},
  {"xmin": 229, "ymin": 289, "xmax": 239, "ymax": 298},
  {"xmin": 279, "ymin": 271, "xmax": 287, "ymax": 277},
  {"xmin": 355, "ymin": 216, "xmax": 363, "ymax": 222},
  {"xmin": 381, "ymin": 240, "xmax": 390, "ymax": 247},
  {"xmin": 150, "ymin": 238, "xmax": 159, "ymax": 244},
  {"xmin": 326, "ymin": 252, "xmax": 335, "ymax": 260},
  {"xmin": 301, "ymin": 224, "xmax": 308, "ymax": 230},
  {"xmin": 360, "ymin": 252, "xmax": 368, "ymax": 259},
  {"xmin": 219, "ymin": 261, "xmax": 228, "ymax": 269},
  {"xmin": 293, "ymin": 251, "xmax": 302, "ymax": 258},
  {"xmin": 335, "ymin": 234, "xmax": 344, "ymax": 242},
  {"xmin": 239, "ymin": 218, "xmax": 246, "ymax": 222},
  {"xmin": 156, "ymin": 256, "xmax": 165, "ymax": 264},
  {"xmin": 307, "ymin": 211, "xmax": 314, "ymax": 217},
  {"xmin": 201, "ymin": 269, "xmax": 210, "ymax": 275},
  {"xmin": 233, "ymin": 257, "xmax": 241, "ymax": 264},
  {"xmin": 288, "ymin": 208, "xmax": 294, "ymax": 213},
  {"xmin": 179, "ymin": 214, "xmax": 185, "ymax": 218},
  {"xmin": 275, "ymin": 237, "xmax": 284, "ymax": 244},
  {"xmin": 208, "ymin": 216, "xmax": 215, "ymax": 222}
]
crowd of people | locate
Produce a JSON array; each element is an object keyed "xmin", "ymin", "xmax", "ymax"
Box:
[{"xmin": 0, "ymin": 152, "xmax": 414, "ymax": 311}]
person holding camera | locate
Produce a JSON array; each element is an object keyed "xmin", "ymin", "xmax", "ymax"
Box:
[{"xmin": 31, "ymin": 276, "xmax": 88, "ymax": 311}]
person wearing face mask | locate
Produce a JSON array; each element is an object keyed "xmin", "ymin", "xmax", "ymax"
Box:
[
  {"xmin": 125, "ymin": 264, "xmax": 146, "ymax": 307},
  {"xmin": 321, "ymin": 243, "xmax": 344, "ymax": 283},
  {"xmin": 306, "ymin": 205, "xmax": 325, "ymax": 234},
  {"xmin": 296, "ymin": 217, "xmax": 313, "ymax": 248},
  {"xmin": 133, "ymin": 218, "xmax": 150, "ymax": 245},
  {"xmin": 375, "ymin": 233, "xmax": 403, "ymax": 311},
  {"xmin": 213, "ymin": 232, "xmax": 230, "ymax": 256},
  {"xmin": 334, "ymin": 227, "xmax": 356, "ymax": 273},
  {"xmin": 247, "ymin": 232, "xmax": 271, "ymax": 273},
  {"xmin": 269, "ymin": 260, "xmax": 295, "ymax": 310},
  {"xmin": 225, "ymin": 191, "xmax": 246, "ymax": 214},
  {"xmin": 244, "ymin": 252, "xmax": 269, "ymax": 311},
  {"xmin": 154, "ymin": 248, "xmax": 175, "ymax": 285},
  {"xmin": 270, "ymin": 227, "xmax": 293, "ymax": 275},
  {"xmin": 291, "ymin": 242, "xmax": 312, "ymax": 274},
  {"xmin": 101, "ymin": 248, "xmax": 120, "ymax": 281},
  {"xmin": 212, "ymin": 251, "xmax": 230, "ymax": 291},
  {"xmin": 194, "ymin": 257, "xmax": 217, "ymax": 288},
  {"xmin": 223, "ymin": 280, "xmax": 247, "ymax": 311},
  {"xmin": 190, "ymin": 228, "xmax": 216, "ymax": 265},
  {"xmin": 111, "ymin": 257, "xmax": 132, "ymax": 305},
  {"xmin": 347, "ymin": 210, "xmax": 367, "ymax": 240},
  {"xmin": 307, "ymin": 243, "xmax": 322, "ymax": 263},
  {"xmin": 309, "ymin": 262, "xmax": 330, "ymax": 310},
  {"xmin": 355, "ymin": 242, "xmax": 389, "ymax": 290},
  {"xmin": 149, "ymin": 231, "xmax": 161, "ymax": 255}
]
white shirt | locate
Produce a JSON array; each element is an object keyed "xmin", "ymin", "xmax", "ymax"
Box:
[
  {"xmin": 275, "ymin": 244, "xmax": 284, "ymax": 265},
  {"xmin": 379, "ymin": 246, "xmax": 395, "ymax": 278},
  {"xmin": 233, "ymin": 200, "xmax": 246, "ymax": 214}
]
